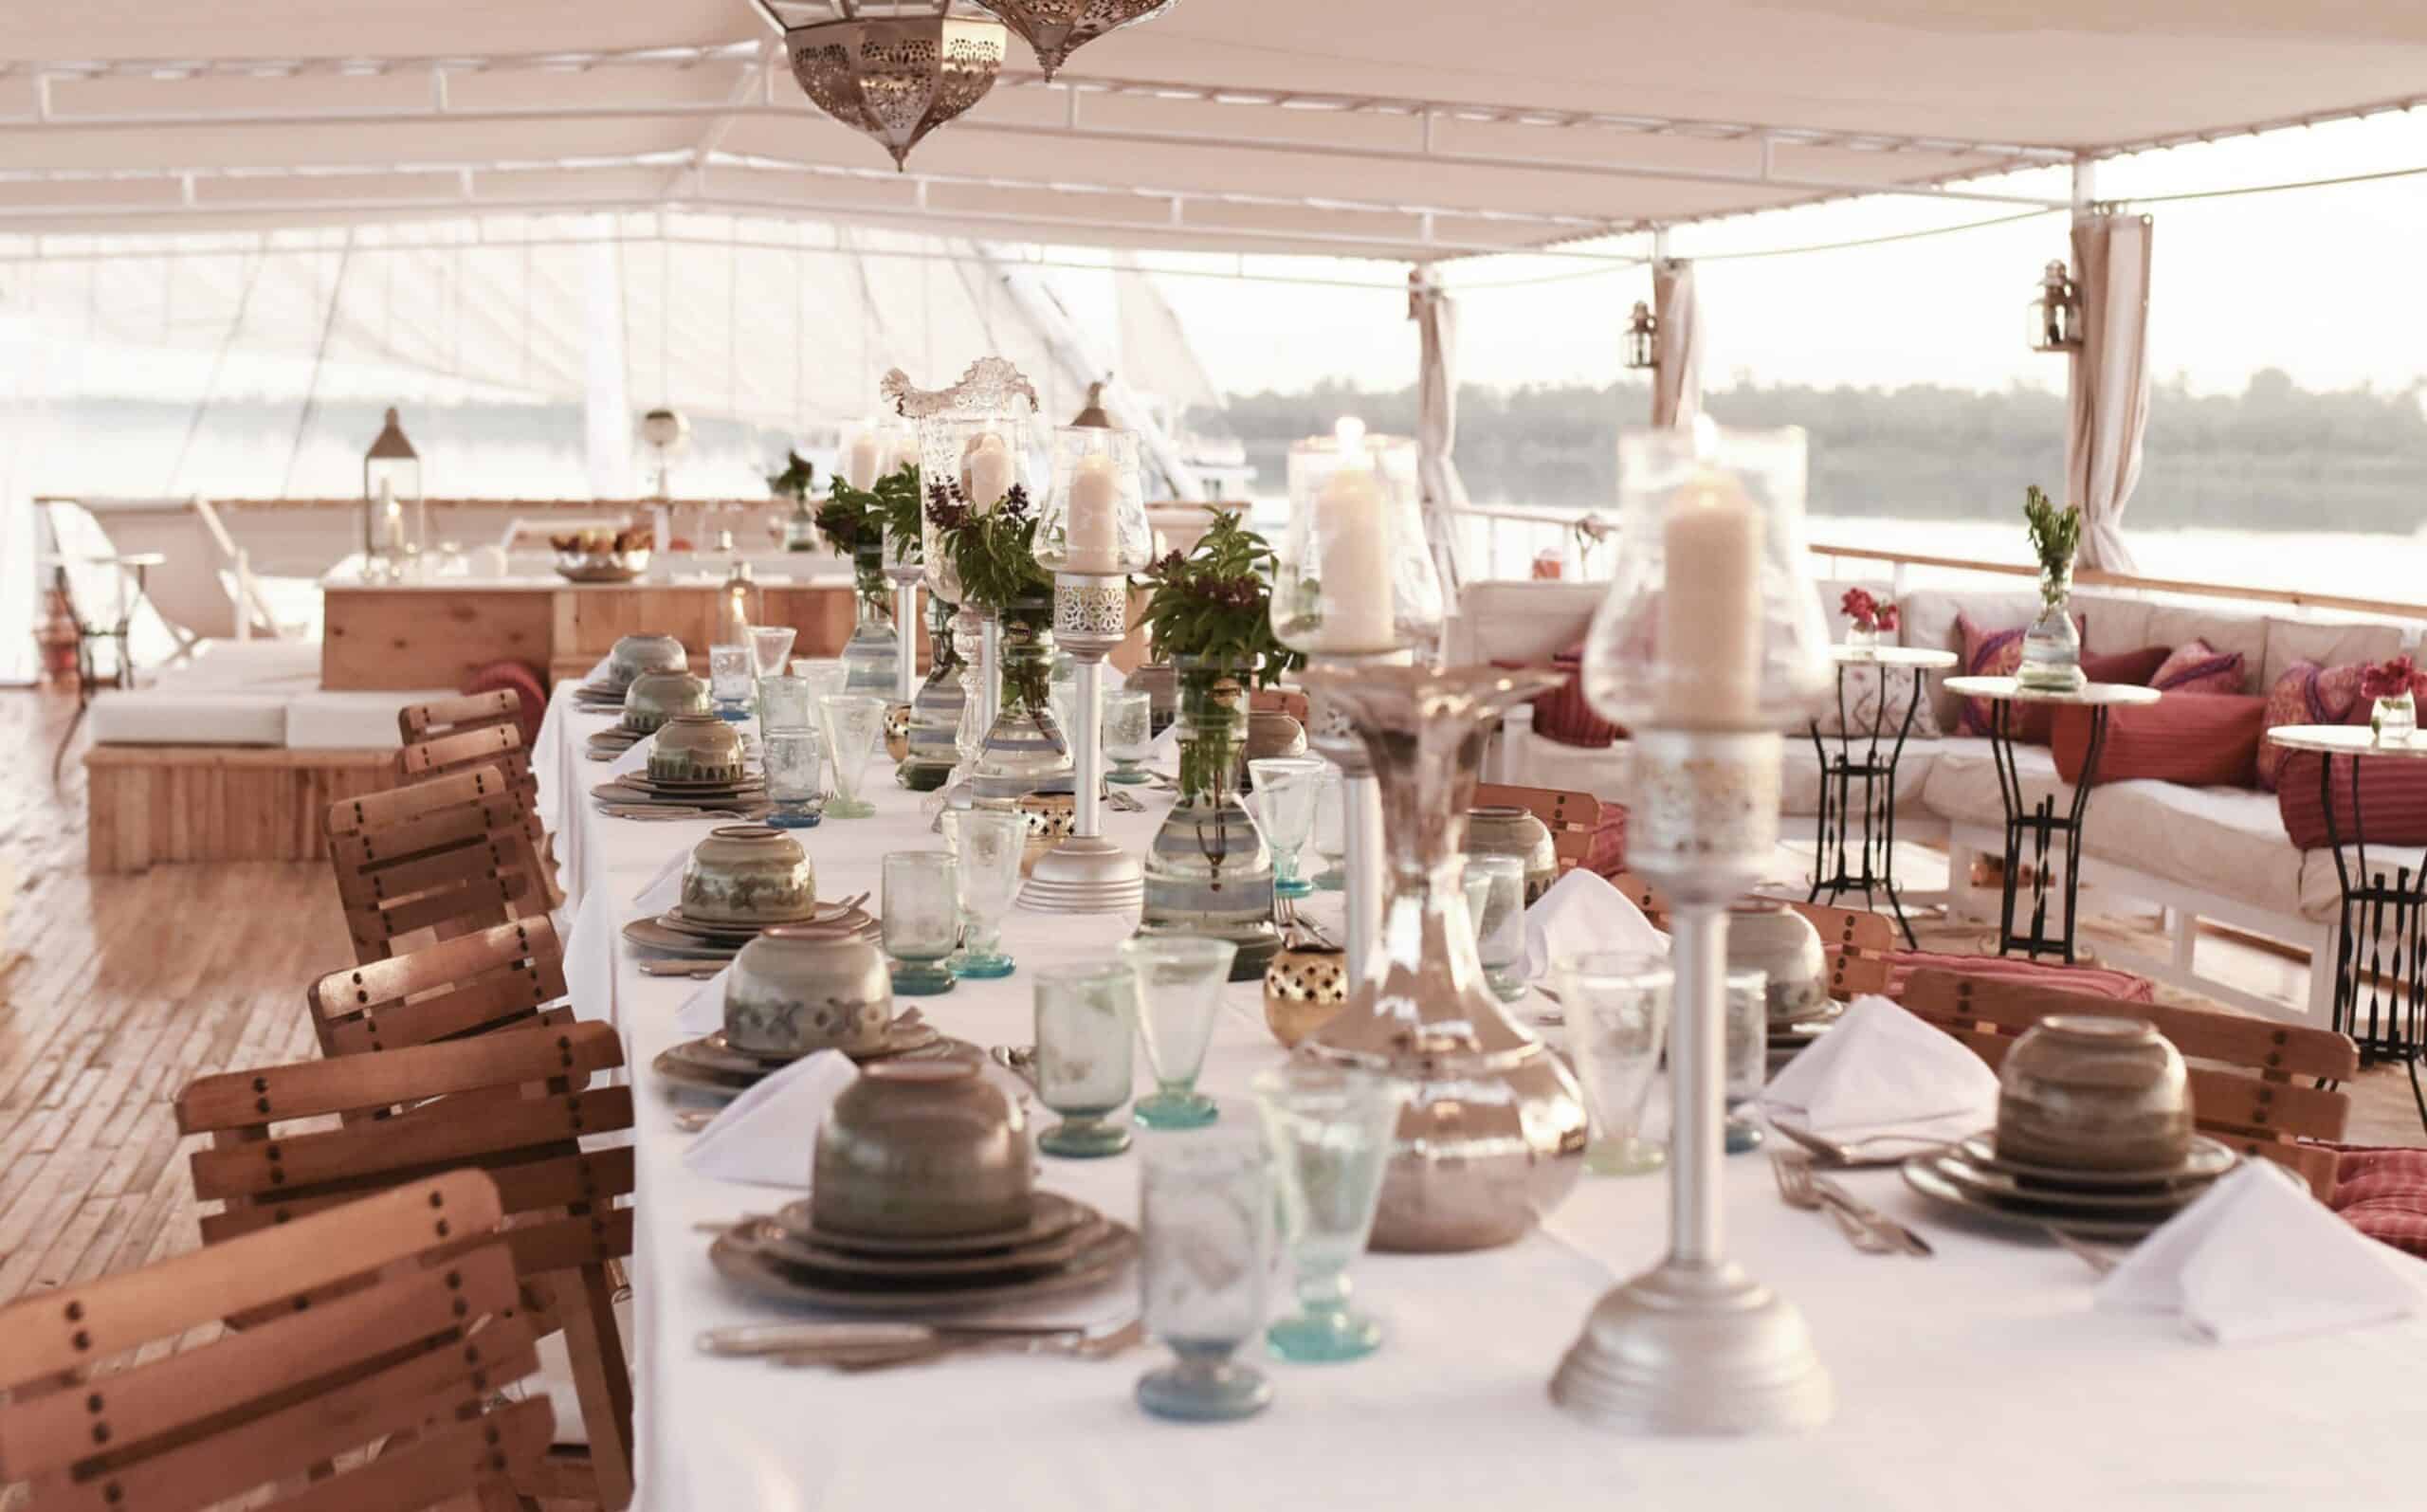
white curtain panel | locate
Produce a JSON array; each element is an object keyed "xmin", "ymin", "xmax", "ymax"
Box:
[
  {"xmin": 1650, "ymin": 257, "xmax": 1702, "ymax": 431},
  {"xmin": 1410, "ymin": 273, "xmax": 1468, "ymax": 614},
  {"xmin": 2066, "ymin": 212, "xmax": 2155, "ymax": 574}
]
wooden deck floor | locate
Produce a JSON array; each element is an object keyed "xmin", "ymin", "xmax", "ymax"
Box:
[{"xmin": 0, "ymin": 683, "xmax": 2418, "ymax": 1327}]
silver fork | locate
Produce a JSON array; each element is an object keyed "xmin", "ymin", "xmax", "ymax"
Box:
[
  {"xmin": 788, "ymin": 1319, "xmax": 1148, "ymax": 1373},
  {"xmin": 1771, "ymin": 1155, "xmax": 1897, "ymax": 1254}
]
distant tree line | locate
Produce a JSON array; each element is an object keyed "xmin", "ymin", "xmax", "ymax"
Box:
[{"xmin": 1211, "ymin": 369, "xmax": 2427, "ymax": 531}]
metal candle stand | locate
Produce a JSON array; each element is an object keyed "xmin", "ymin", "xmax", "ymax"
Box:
[
  {"xmin": 886, "ymin": 560, "xmax": 922, "ymax": 706},
  {"xmin": 1303, "ymin": 648, "xmax": 1408, "ymax": 987},
  {"xmin": 1020, "ymin": 573, "xmax": 1143, "ymax": 913},
  {"xmin": 1550, "ymin": 728, "xmax": 1834, "ymax": 1434}
]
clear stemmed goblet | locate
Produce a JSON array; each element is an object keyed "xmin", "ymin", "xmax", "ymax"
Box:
[
  {"xmin": 1136, "ymin": 1137, "xmax": 1274, "ymax": 1422},
  {"xmin": 1251, "ymin": 1063, "xmax": 1408, "ymax": 1363},
  {"xmin": 1033, "ymin": 960, "xmax": 1139, "ymax": 1157},
  {"xmin": 1246, "ymin": 756, "xmax": 1325, "ymax": 900},
  {"xmin": 1557, "ymin": 952, "xmax": 1671, "ymax": 1177},
  {"xmin": 1115, "ymin": 934, "xmax": 1237, "ymax": 1129},
  {"xmin": 819, "ymin": 694, "xmax": 885, "ymax": 819},
  {"xmin": 940, "ymin": 807, "xmax": 1024, "ymax": 979},
  {"xmin": 748, "ymin": 626, "xmax": 797, "ymax": 720}
]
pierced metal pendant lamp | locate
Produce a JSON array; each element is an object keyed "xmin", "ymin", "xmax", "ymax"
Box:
[
  {"xmin": 973, "ymin": 0, "xmax": 1181, "ymax": 80},
  {"xmin": 784, "ymin": 9, "xmax": 1010, "ymax": 169}
]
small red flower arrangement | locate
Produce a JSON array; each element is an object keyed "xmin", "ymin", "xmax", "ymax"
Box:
[
  {"xmin": 2360, "ymin": 655, "xmax": 2424, "ymax": 702},
  {"xmin": 1839, "ymin": 588, "xmax": 1898, "ymax": 635}
]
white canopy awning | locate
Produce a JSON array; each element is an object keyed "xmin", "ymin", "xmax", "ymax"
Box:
[{"xmin": 4, "ymin": 2, "xmax": 2424, "ymax": 257}]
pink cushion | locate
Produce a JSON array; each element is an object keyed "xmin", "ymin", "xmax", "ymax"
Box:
[
  {"xmin": 463, "ymin": 661, "xmax": 546, "ymax": 747},
  {"xmin": 1883, "ymin": 950, "xmax": 2155, "ymax": 1003},
  {"xmin": 2049, "ymin": 692, "xmax": 2266, "ymax": 790},
  {"xmin": 2276, "ymin": 749, "xmax": 2427, "ymax": 848},
  {"xmin": 2151, "ymin": 639, "xmax": 2246, "ymax": 697},
  {"xmin": 2326, "ymin": 1144, "xmax": 2427, "ymax": 1262},
  {"xmin": 2257, "ymin": 661, "xmax": 2367, "ymax": 791},
  {"xmin": 1527, "ymin": 646, "xmax": 1624, "ymax": 749},
  {"xmin": 1954, "ymin": 610, "xmax": 2089, "ymax": 740}
]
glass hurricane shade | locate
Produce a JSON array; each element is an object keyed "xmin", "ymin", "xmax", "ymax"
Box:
[
  {"xmin": 1273, "ymin": 418, "xmax": 1442, "ymax": 656},
  {"xmin": 843, "ymin": 417, "xmax": 918, "ymax": 493},
  {"xmin": 916, "ymin": 415, "xmax": 1035, "ymax": 600},
  {"xmin": 1578, "ymin": 424, "xmax": 1831, "ymax": 733},
  {"xmin": 1035, "ymin": 426, "xmax": 1153, "ymax": 576}
]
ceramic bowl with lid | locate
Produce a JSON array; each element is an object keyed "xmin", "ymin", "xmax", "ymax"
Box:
[
  {"xmin": 681, "ymin": 825, "xmax": 817, "ymax": 927},
  {"xmin": 606, "ymin": 632, "xmax": 687, "ymax": 690},
  {"xmin": 623, "ymin": 669, "xmax": 712, "ymax": 734},
  {"xmin": 1724, "ymin": 899, "xmax": 1829, "ymax": 1023},
  {"xmin": 1996, "ymin": 1014, "xmax": 2191, "ymax": 1173},
  {"xmin": 725, "ymin": 925, "xmax": 892, "ymax": 1058},
  {"xmin": 812, "ymin": 1058, "xmax": 1032, "ymax": 1238},
  {"xmin": 1465, "ymin": 805, "xmax": 1558, "ymax": 904},
  {"xmin": 648, "ymin": 712, "xmax": 747, "ymax": 785}
]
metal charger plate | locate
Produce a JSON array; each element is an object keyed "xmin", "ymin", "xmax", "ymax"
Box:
[
  {"xmin": 1956, "ymin": 1132, "xmax": 2238, "ymax": 1191},
  {"xmin": 621, "ymin": 919, "xmax": 746, "ymax": 959},
  {"xmin": 1901, "ymin": 1155, "xmax": 2167, "ymax": 1242},
  {"xmin": 706, "ymin": 1220, "xmax": 1138, "ymax": 1314},
  {"xmin": 1926, "ymin": 1148, "xmax": 2202, "ymax": 1217},
  {"xmin": 774, "ymin": 1191, "xmax": 1092, "ymax": 1259},
  {"xmin": 731, "ymin": 1208, "xmax": 1112, "ymax": 1281},
  {"xmin": 684, "ymin": 1022, "xmax": 943, "ymax": 1072},
  {"xmin": 652, "ymin": 902, "xmax": 876, "ymax": 944},
  {"xmin": 651, "ymin": 1028, "xmax": 964, "ymax": 1099}
]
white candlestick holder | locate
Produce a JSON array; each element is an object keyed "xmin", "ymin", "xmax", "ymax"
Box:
[
  {"xmin": 1021, "ymin": 573, "xmax": 1142, "ymax": 914},
  {"xmin": 886, "ymin": 560, "xmax": 922, "ymax": 706}
]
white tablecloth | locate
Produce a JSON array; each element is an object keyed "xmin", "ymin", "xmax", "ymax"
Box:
[{"xmin": 543, "ymin": 682, "xmax": 2426, "ymax": 1512}]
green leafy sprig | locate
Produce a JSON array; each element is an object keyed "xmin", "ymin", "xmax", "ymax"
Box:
[
  {"xmin": 1135, "ymin": 511, "xmax": 1304, "ymax": 688},
  {"xmin": 767, "ymin": 451, "xmax": 816, "ymax": 503},
  {"xmin": 868, "ymin": 462, "xmax": 924, "ymax": 566},
  {"xmin": 2022, "ymin": 484, "xmax": 2082, "ymax": 598},
  {"xmin": 927, "ymin": 479, "xmax": 1052, "ymax": 618}
]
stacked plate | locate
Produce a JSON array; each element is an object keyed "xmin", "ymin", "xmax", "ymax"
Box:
[
  {"xmin": 655, "ymin": 1018, "xmax": 962, "ymax": 1101},
  {"xmin": 586, "ymin": 727, "xmax": 645, "ymax": 758},
  {"xmin": 1902, "ymin": 1132, "xmax": 2239, "ymax": 1242},
  {"xmin": 573, "ymin": 680, "xmax": 631, "ymax": 712},
  {"xmin": 593, "ymin": 774, "xmax": 768, "ymax": 814},
  {"xmin": 621, "ymin": 898, "xmax": 877, "ymax": 961},
  {"xmin": 1769, "ymin": 995, "xmax": 1845, "ymax": 1072},
  {"xmin": 708, "ymin": 1192, "xmax": 1137, "ymax": 1314}
]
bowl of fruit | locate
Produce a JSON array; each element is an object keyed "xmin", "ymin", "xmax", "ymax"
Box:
[{"xmin": 551, "ymin": 527, "xmax": 652, "ymax": 584}]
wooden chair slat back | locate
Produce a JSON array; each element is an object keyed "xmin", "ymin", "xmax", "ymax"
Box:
[
  {"xmin": 178, "ymin": 1021, "xmax": 621, "ymax": 1133},
  {"xmin": 308, "ymin": 919, "xmax": 568, "ymax": 1059},
  {"xmin": 324, "ymin": 765, "xmax": 549, "ymax": 964},
  {"xmin": 398, "ymin": 688, "xmax": 523, "ymax": 743},
  {"xmin": 396, "ymin": 723, "xmax": 527, "ymax": 784},
  {"xmin": 326, "ymin": 765, "xmax": 527, "ymax": 837}
]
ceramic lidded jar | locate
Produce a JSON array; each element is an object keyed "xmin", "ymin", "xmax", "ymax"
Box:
[
  {"xmin": 812, "ymin": 1059, "xmax": 1032, "ymax": 1238},
  {"xmin": 1244, "ymin": 709, "xmax": 1308, "ymax": 770},
  {"xmin": 1263, "ymin": 940, "xmax": 1349, "ymax": 1048},
  {"xmin": 724, "ymin": 925, "xmax": 891, "ymax": 1058},
  {"xmin": 607, "ymin": 632, "xmax": 687, "ymax": 690},
  {"xmin": 623, "ymin": 669, "xmax": 712, "ymax": 734},
  {"xmin": 648, "ymin": 712, "xmax": 746, "ymax": 784},
  {"xmin": 681, "ymin": 825, "xmax": 816, "ymax": 927},
  {"xmin": 1996, "ymin": 1014, "xmax": 2191, "ymax": 1173},
  {"xmin": 1465, "ymin": 805, "xmax": 1558, "ymax": 905},
  {"xmin": 1724, "ymin": 899, "xmax": 1829, "ymax": 1022}
]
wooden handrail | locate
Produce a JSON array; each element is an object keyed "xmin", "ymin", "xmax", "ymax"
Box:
[{"xmin": 1806, "ymin": 540, "xmax": 2427, "ymax": 622}]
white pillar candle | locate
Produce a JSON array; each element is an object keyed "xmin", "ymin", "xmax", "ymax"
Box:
[
  {"xmin": 1657, "ymin": 468, "xmax": 1765, "ymax": 728},
  {"xmin": 1063, "ymin": 450, "xmax": 1122, "ymax": 574},
  {"xmin": 1311, "ymin": 419, "xmax": 1395, "ymax": 650},
  {"xmin": 885, "ymin": 435, "xmax": 921, "ymax": 479},
  {"xmin": 846, "ymin": 431, "xmax": 881, "ymax": 492},
  {"xmin": 961, "ymin": 431, "xmax": 1014, "ymax": 511}
]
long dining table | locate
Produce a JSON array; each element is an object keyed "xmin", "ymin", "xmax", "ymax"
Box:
[{"xmin": 534, "ymin": 680, "xmax": 2426, "ymax": 1512}]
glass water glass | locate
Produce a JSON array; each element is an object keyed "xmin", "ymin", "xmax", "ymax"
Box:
[
  {"xmin": 1136, "ymin": 1139, "xmax": 1274, "ymax": 1422},
  {"xmin": 1468, "ymin": 853, "xmax": 1529, "ymax": 1001},
  {"xmin": 762, "ymin": 729, "xmax": 824, "ymax": 829},
  {"xmin": 708, "ymin": 643, "xmax": 753, "ymax": 720},
  {"xmin": 1309, "ymin": 765, "xmax": 1347, "ymax": 891},
  {"xmin": 1033, "ymin": 961, "xmax": 1140, "ymax": 1157},
  {"xmin": 941, "ymin": 808, "xmax": 1025, "ymax": 979},
  {"xmin": 1725, "ymin": 967, "xmax": 1769, "ymax": 1154},
  {"xmin": 748, "ymin": 626, "xmax": 797, "ymax": 719},
  {"xmin": 757, "ymin": 672, "xmax": 813, "ymax": 733},
  {"xmin": 1246, "ymin": 756, "xmax": 1324, "ymax": 899},
  {"xmin": 1104, "ymin": 688, "xmax": 1156, "ymax": 785},
  {"xmin": 1251, "ymin": 1064, "xmax": 1406, "ymax": 1363},
  {"xmin": 1558, "ymin": 953, "xmax": 1670, "ymax": 1176},
  {"xmin": 881, "ymin": 850, "xmax": 959, "ymax": 996},
  {"xmin": 1116, "ymin": 935, "xmax": 1237, "ymax": 1129},
  {"xmin": 792, "ymin": 658, "xmax": 850, "ymax": 758},
  {"xmin": 819, "ymin": 694, "xmax": 886, "ymax": 819}
]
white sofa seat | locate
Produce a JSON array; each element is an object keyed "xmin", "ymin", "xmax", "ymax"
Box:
[
  {"xmin": 173, "ymin": 638, "xmax": 322, "ymax": 689},
  {"xmin": 2085, "ymin": 779, "xmax": 2315, "ymax": 922},
  {"xmin": 1919, "ymin": 737, "xmax": 2070, "ymax": 829},
  {"xmin": 285, "ymin": 688, "xmax": 457, "ymax": 750},
  {"xmin": 88, "ymin": 687, "xmax": 288, "ymax": 746}
]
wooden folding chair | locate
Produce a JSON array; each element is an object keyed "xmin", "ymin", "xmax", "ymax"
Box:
[
  {"xmin": 1785, "ymin": 899, "xmax": 1896, "ymax": 999},
  {"xmin": 399, "ymin": 688, "xmax": 525, "ymax": 747},
  {"xmin": 175, "ymin": 1023, "xmax": 637, "ymax": 1510},
  {"xmin": 1473, "ymin": 782, "xmax": 1601, "ymax": 882},
  {"xmin": 307, "ymin": 917, "xmax": 572, "ymax": 1060},
  {"xmin": 1250, "ymin": 687, "xmax": 1312, "ymax": 724},
  {"xmin": 325, "ymin": 765, "xmax": 552, "ymax": 965},
  {"xmin": 1900, "ymin": 968, "xmax": 2359, "ymax": 1196},
  {"xmin": 395, "ymin": 697, "xmax": 562, "ymax": 913},
  {"xmin": 0, "ymin": 1170, "xmax": 551, "ymax": 1512}
]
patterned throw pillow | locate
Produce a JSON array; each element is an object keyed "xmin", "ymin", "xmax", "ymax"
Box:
[
  {"xmin": 2050, "ymin": 693, "xmax": 2266, "ymax": 789},
  {"xmin": 2150, "ymin": 639, "xmax": 2246, "ymax": 697},
  {"xmin": 1953, "ymin": 610, "xmax": 2089, "ymax": 741},
  {"xmin": 2256, "ymin": 661, "xmax": 2367, "ymax": 791},
  {"xmin": 1813, "ymin": 663, "xmax": 1943, "ymax": 739}
]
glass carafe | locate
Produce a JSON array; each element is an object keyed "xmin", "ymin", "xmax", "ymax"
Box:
[{"xmin": 1137, "ymin": 654, "xmax": 1279, "ymax": 980}]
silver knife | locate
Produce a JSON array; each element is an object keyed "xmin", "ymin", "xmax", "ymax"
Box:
[{"xmin": 1811, "ymin": 1171, "xmax": 1934, "ymax": 1257}]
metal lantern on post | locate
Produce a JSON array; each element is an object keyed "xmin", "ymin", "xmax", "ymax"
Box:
[
  {"xmin": 362, "ymin": 408, "xmax": 423, "ymax": 574},
  {"xmin": 1551, "ymin": 422, "xmax": 1835, "ymax": 1434},
  {"xmin": 975, "ymin": 0, "xmax": 1179, "ymax": 80},
  {"xmin": 640, "ymin": 407, "xmax": 689, "ymax": 498},
  {"xmin": 1623, "ymin": 301, "xmax": 1659, "ymax": 372},
  {"xmin": 1021, "ymin": 426, "xmax": 1153, "ymax": 913},
  {"xmin": 2030, "ymin": 259, "xmax": 2084, "ymax": 353},
  {"xmin": 785, "ymin": 10, "xmax": 1008, "ymax": 170}
]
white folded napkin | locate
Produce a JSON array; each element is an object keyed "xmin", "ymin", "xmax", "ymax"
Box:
[
  {"xmin": 1524, "ymin": 868, "xmax": 1667, "ymax": 980},
  {"xmin": 681, "ymin": 1049, "xmax": 859, "ymax": 1188},
  {"xmin": 562, "ymin": 885, "xmax": 618, "ymax": 1027},
  {"xmin": 674, "ymin": 966, "xmax": 732, "ymax": 1035},
  {"xmin": 2096, "ymin": 1160, "xmax": 2425, "ymax": 1344},
  {"xmin": 606, "ymin": 732, "xmax": 657, "ymax": 779},
  {"xmin": 1758, "ymin": 993, "xmax": 1999, "ymax": 1139},
  {"xmin": 632, "ymin": 847, "xmax": 689, "ymax": 916}
]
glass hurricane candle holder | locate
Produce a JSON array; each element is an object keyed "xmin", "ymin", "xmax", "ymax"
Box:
[
  {"xmin": 1273, "ymin": 418, "xmax": 1442, "ymax": 658},
  {"xmin": 819, "ymin": 694, "xmax": 886, "ymax": 820},
  {"xmin": 1468, "ymin": 853, "xmax": 1530, "ymax": 1002},
  {"xmin": 940, "ymin": 807, "xmax": 1024, "ymax": 979},
  {"xmin": 763, "ymin": 729, "xmax": 825, "ymax": 829},
  {"xmin": 1724, "ymin": 968, "xmax": 1769, "ymax": 1155},
  {"xmin": 708, "ymin": 643, "xmax": 754, "ymax": 721},
  {"xmin": 1032, "ymin": 961, "xmax": 1139, "ymax": 1157},
  {"xmin": 1558, "ymin": 953, "xmax": 1670, "ymax": 1177},
  {"xmin": 881, "ymin": 850, "xmax": 959, "ymax": 996},
  {"xmin": 1136, "ymin": 1138, "xmax": 1274, "ymax": 1423},
  {"xmin": 1115, "ymin": 935, "xmax": 1237, "ymax": 1129},
  {"xmin": 1252, "ymin": 1064, "xmax": 1409, "ymax": 1363},
  {"xmin": 1035, "ymin": 426, "xmax": 1153, "ymax": 576},
  {"xmin": 1104, "ymin": 688, "xmax": 1155, "ymax": 784},
  {"xmin": 1246, "ymin": 756, "xmax": 1325, "ymax": 900}
]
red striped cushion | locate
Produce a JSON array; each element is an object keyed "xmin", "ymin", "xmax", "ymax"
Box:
[
  {"xmin": 2050, "ymin": 692, "xmax": 2265, "ymax": 789},
  {"xmin": 1882, "ymin": 950, "xmax": 2154, "ymax": 1002},
  {"xmin": 2257, "ymin": 661, "xmax": 2367, "ymax": 791},
  {"xmin": 2276, "ymin": 749, "xmax": 2427, "ymax": 848},
  {"xmin": 1531, "ymin": 647, "xmax": 1624, "ymax": 748},
  {"xmin": 2325, "ymin": 1144, "xmax": 2427, "ymax": 1262},
  {"xmin": 463, "ymin": 660, "xmax": 546, "ymax": 746},
  {"xmin": 2151, "ymin": 639, "xmax": 2245, "ymax": 696}
]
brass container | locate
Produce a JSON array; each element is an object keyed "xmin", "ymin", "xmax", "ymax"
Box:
[
  {"xmin": 1996, "ymin": 1014, "xmax": 2191, "ymax": 1173},
  {"xmin": 1263, "ymin": 941, "xmax": 1349, "ymax": 1047},
  {"xmin": 724, "ymin": 925, "xmax": 892, "ymax": 1058},
  {"xmin": 681, "ymin": 825, "xmax": 817, "ymax": 927},
  {"xmin": 606, "ymin": 632, "xmax": 687, "ymax": 690},
  {"xmin": 812, "ymin": 1059, "xmax": 1032, "ymax": 1238},
  {"xmin": 1465, "ymin": 803, "xmax": 1557, "ymax": 905},
  {"xmin": 623, "ymin": 669, "xmax": 712, "ymax": 734},
  {"xmin": 648, "ymin": 712, "xmax": 746, "ymax": 785},
  {"xmin": 1014, "ymin": 791, "xmax": 1076, "ymax": 876},
  {"xmin": 883, "ymin": 701, "xmax": 914, "ymax": 763}
]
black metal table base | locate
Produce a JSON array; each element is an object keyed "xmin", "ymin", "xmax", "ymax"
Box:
[
  {"xmin": 2315, "ymin": 750, "xmax": 2427, "ymax": 1130},
  {"xmin": 1983, "ymin": 697, "xmax": 2113, "ymax": 964},
  {"xmin": 1808, "ymin": 663, "xmax": 1926, "ymax": 949}
]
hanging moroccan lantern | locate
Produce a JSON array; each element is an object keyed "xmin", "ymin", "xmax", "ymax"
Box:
[
  {"xmin": 973, "ymin": 0, "xmax": 1181, "ymax": 80},
  {"xmin": 785, "ymin": 11, "xmax": 1009, "ymax": 170}
]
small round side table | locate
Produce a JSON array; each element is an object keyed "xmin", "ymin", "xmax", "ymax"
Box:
[
  {"xmin": 1807, "ymin": 645, "xmax": 1956, "ymax": 947},
  {"xmin": 1943, "ymin": 675, "xmax": 2161, "ymax": 963}
]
